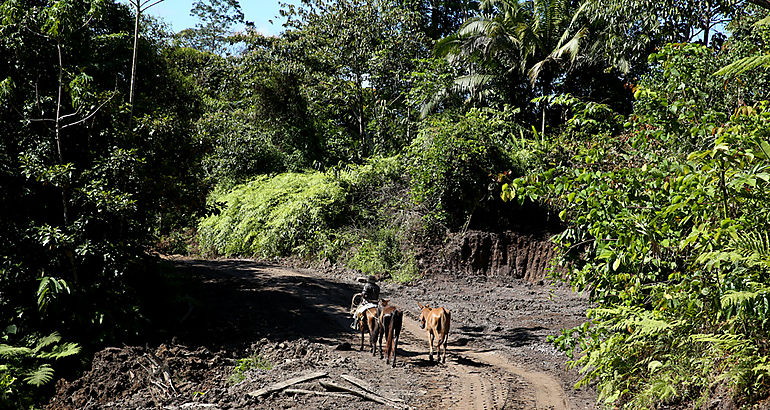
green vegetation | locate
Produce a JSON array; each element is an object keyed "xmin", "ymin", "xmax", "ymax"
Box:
[
  {"xmin": 502, "ymin": 20, "xmax": 770, "ymax": 408},
  {"xmin": 227, "ymin": 354, "xmax": 273, "ymax": 385},
  {"xmin": 199, "ymin": 172, "xmax": 346, "ymax": 258},
  {"xmin": 3, "ymin": 0, "xmax": 770, "ymax": 407},
  {"xmin": 198, "ymin": 157, "xmax": 421, "ymax": 282}
]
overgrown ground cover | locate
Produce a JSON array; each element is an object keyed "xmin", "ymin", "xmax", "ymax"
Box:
[{"xmin": 196, "ymin": 157, "xmax": 424, "ymax": 281}]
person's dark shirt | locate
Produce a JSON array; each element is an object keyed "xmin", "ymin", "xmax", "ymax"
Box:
[{"xmin": 363, "ymin": 282, "xmax": 380, "ymax": 302}]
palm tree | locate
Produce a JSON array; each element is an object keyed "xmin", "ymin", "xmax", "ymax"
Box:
[{"xmin": 436, "ymin": 0, "xmax": 585, "ymax": 132}]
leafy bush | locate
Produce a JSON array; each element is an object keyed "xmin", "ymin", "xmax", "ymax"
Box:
[
  {"xmin": 536, "ymin": 93, "xmax": 624, "ymax": 139},
  {"xmin": 199, "ymin": 111, "xmax": 289, "ymax": 186},
  {"xmin": 406, "ymin": 108, "xmax": 523, "ymax": 229},
  {"xmin": 506, "ymin": 88, "xmax": 770, "ymax": 407},
  {"xmin": 345, "ymin": 226, "xmax": 419, "ymax": 283},
  {"xmin": 198, "ymin": 172, "xmax": 346, "ymax": 258}
]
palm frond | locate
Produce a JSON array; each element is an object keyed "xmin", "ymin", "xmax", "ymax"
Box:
[
  {"xmin": 458, "ymin": 19, "xmax": 494, "ymax": 36},
  {"xmin": 434, "ymin": 34, "xmax": 461, "ymax": 57},
  {"xmin": 420, "ymin": 89, "xmax": 448, "ymax": 118},
  {"xmin": 528, "ymin": 59, "xmax": 550, "ymax": 84},
  {"xmin": 715, "ymin": 54, "xmax": 770, "ymax": 78},
  {"xmin": 453, "ymin": 74, "xmax": 495, "ymax": 95},
  {"xmin": 553, "ymin": 26, "xmax": 588, "ymax": 63}
]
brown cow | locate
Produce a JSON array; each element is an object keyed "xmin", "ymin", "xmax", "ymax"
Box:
[
  {"xmin": 358, "ymin": 306, "xmax": 380, "ymax": 355},
  {"xmin": 417, "ymin": 302, "xmax": 451, "ymax": 363}
]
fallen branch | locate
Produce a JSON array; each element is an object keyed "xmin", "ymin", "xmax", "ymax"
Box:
[
  {"xmin": 247, "ymin": 371, "xmax": 327, "ymax": 398},
  {"xmin": 284, "ymin": 388, "xmax": 353, "ymax": 398},
  {"xmin": 161, "ymin": 364, "xmax": 178, "ymax": 394},
  {"xmin": 340, "ymin": 374, "xmax": 405, "ymax": 403},
  {"xmin": 319, "ymin": 380, "xmax": 397, "ymax": 407}
]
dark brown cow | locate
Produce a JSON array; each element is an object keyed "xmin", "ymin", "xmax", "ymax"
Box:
[{"xmin": 377, "ymin": 299, "xmax": 403, "ymax": 367}]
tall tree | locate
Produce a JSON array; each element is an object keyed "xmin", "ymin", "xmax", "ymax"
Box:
[
  {"xmin": 178, "ymin": 0, "xmax": 245, "ymax": 54},
  {"xmin": 0, "ymin": 1, "xmax": 205, "ymax": 405},
  {"xmin": 400, "ymin": 0, "xmax": 480, "ymax": 39},
  {"xmin": 128, "ymin": 0, "xmax": 165, "ymax": 127},
  {"xmin": 281, "ymin": 0, "xmax": 429, "ymax": 158}
]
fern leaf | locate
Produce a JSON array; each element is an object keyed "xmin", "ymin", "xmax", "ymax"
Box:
[
  {"xmin": 691, "ymin": 333, "xmax": 752, "ymax": 352},
  {"xmin": 32, "ymin": 332, "xmax": 62, "ymax": 354},
  {"xmin": 630, "ymin": 317, "xmax": 674, "ymax": 337},
  {"xmin": 713, "ymin": 231, "xmax": 770, "ymax": 271},
  {"xmin": 38, "ymin": 342, "xmax": 80, "ymax": 360},
  {"xmin": 753, "ymin": 363, "xmax": 770, "ymax": 373},
  {"xmin": 0, "ymin": 344, "xmax": 32, "ymax": 358},
  {"xmin": 650, "ymin": 377, "xmax": 677, "ymax": 402},
  {"xmin": 24, "ymin": 364, "xmax": 54, "ymax": 387},
  {"xmin": 722, "ymin": 290, "xmax": 761, "ymax": 308}
]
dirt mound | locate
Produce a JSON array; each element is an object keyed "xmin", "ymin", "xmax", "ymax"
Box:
[
  {"xmin": 47, "ymin": 344, "xmax": 228, "ymax": 409},
  {"xmin": 47, "ymin": 338, "xmax": 341, "ymax": 410}
]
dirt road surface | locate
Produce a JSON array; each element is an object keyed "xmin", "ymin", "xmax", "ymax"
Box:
[{"xmin": 48, "ymin": 258, "xmax": 596, "ymax": 409}]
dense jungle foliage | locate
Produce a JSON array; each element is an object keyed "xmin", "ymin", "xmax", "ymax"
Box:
[{"xmin": 2, "ymin": 0, "xmax": 770, "ymax": 407}]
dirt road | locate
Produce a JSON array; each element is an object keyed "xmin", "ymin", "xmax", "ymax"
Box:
[{"xmin": 48, "ymin": 258, "xmax": 596, "ymax": 409}]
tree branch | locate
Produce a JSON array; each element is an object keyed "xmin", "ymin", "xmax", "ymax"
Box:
[
  {"xmin": 141, "ymin": 0, "xmax": 165, "ymax": 12},
  {"xmin": 62, "ymin": 92, "xmax": 116, "ymax": 130}
]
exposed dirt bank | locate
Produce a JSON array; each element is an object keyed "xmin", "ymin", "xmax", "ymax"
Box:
[{"xmin": 430, "ymin": 230, "xmax": 562, "ymax": 282}]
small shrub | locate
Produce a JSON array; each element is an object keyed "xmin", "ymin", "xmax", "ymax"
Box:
[{"xmin": 227, "ymin": 354, "xmax": 272, "ymax": 385}]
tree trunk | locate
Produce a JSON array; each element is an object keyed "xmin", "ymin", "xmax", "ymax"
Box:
[
  {"xmin": 356, "ymin": 72, "xmax": 371, "ymax": 156},
  {"xmin": 129, "ymin": 2, "xmax": 140, "ymax": 129},
  {"xmin": 55, "ymin": 41, "xmax": 69, "ymax": 226}
]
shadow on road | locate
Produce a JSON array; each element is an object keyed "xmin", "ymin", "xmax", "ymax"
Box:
[{"xmin": 139, "ymin": 258, "xmax": 360, "ymax": 351}]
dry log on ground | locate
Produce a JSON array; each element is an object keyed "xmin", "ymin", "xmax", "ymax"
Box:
[
  {"xmin": 247, "ymin": 371, "xmax": 328, "ymax": 398},
  {"xmin": 284, "ymin": 388, "xmax": 353, "ymax": 398},
  {"xmin": 320, "ymin": 380, "xmax": 410, "ymax": 409},
  {"xmin": 340, "ymin": 374, "xmax": 405, "ymax": 403}
]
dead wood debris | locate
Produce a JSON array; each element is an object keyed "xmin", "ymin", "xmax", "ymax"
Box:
[
  {"xmin": 245, "ymin": 371, "xmax": 411, "ymax": 409},
  {"xmin": 247, "ymin": 371, "xmax": 328, "ymax": 398}
]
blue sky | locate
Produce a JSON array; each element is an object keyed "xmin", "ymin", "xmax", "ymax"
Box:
[{"xmin": 138, "ymin": 0, "xmax": 301, "ymax": 35}]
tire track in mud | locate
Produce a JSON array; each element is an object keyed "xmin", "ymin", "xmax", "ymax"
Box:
[
  {"xmin": 283, "ymin": 264, "xmax": 572, "ymax": 410},
  {"xmin": 401, "ymin": 316, "xmax": 569, "ymax": 410}
]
